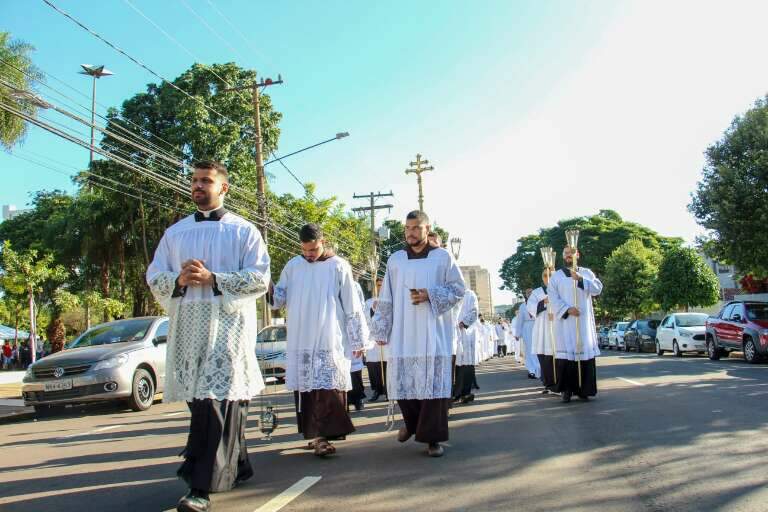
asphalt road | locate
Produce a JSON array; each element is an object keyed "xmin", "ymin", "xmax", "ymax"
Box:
[{"xmin": 1, "ymin": 352, "xmax": 767, "ymax": 512}]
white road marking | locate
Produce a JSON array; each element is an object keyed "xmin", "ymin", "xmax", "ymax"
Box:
[
  {"xmin": 254, "ymin": 476, "xmax": 322, "ymax": 512},
  {"xmin": 60, "ymin": 424, "xmax": 123, "ymax": 439},
  {"xmin": 0, "ymin": 399, "xmax": 25, "ymax": 407},
  {"xmin": 163, "ymin": 411, "xmax": 185, "ymax": 417},
  {"xmin": 617, "ymin": 377, "xmax": 645, "ymax": 386}
]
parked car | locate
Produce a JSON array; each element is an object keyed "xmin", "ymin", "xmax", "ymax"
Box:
[
  {"xmin": 624, "ymin": 319, "xmax": 660, "ymax": 352},
  {"xmin": 255, "ymin": 325, "xmax": 287, "ymax": 379},
  {"xmin": 598, "ymin": 327, "xmax": 611, "ymax": 349},
  {"xmin": 608, "ymin": 322, "xmax": 629, "ymax": 350},
  {"xmin": 706, "ymin": 301, "xmax": 768, "ymax": 363},
  {"xmin": 22, "ymin": 317, "xmax": 168, "ymax": 413},
  {"xmin": 656, "ymin": 313, "xmax": 708, "ymax": 357}
]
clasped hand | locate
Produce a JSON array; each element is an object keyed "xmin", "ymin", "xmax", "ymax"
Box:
[
  {"xmin": 178, "ymin": 259, "xmax": 214, "ymax": 287},
  {"xmin": 410, "ymin": 288, "xmax": 429, "ymax": 305}
]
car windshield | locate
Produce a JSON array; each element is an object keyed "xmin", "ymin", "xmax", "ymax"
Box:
[
  {"xmin": 676, "ymin": 314, "xmax": 708, "ymax": 327},
  {"xmin": 257, "ymin": 328, "xmax": 286, "ymax": 342},
  {"xmin": 746, "ymin": 304, "xmax": 768, "ymax": 321},
  {"xmin": 642, "ymin": 320, "xmax": 660, "ymax": 330},
  {"xmin": 617, "ymin": 322, "xmax": 629, "ymax": 330},
  {"xmin": 67, "ymin": 319, "xmax": 154, "ymax": 349}
]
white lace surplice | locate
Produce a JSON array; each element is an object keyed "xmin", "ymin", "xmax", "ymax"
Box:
[
  {"xmin": 364, "ymin": 298, "xmax": 388, "ymax": 363},
  {"xmin": 548, "ymin": 268, "xmax": 603, "ymax": 361},
  {"xmin": 371, "ymin": 248, "xmax": 466, "ymax": 400},
  {"xmin": 528, "ymin": 287, "xmax": 558, "ymax": 356},
  {"xmin": 146, "ymin": 213, "xmax": 270, "ymax": 403},
  {"xmin": 272, "ymin": 255, "xmax": 369, "ymax": 392},
  {"xmin": 456, "ymin": 290, "xmax": 479, "ymax": 366}
]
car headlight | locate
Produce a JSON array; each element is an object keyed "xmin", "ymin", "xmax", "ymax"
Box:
[
  {"xmin": 641, "ymin": 334, "xmax": 651, "ymax": 340},
  {"xmin": 23, "ymin": 367, "xmax": 34, "ymax": 382},
  {"xmin": 679, "ymin": 330, "xmax": 693, "ymax": 338},
  {"xmin": 92, "ymin": 353, "xmax": 129, "ymax": 371}
]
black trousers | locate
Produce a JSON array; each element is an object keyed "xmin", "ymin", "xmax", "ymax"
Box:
[
  {"xmin": 347, "ymin": 370, "xmax": 366, "ymax": 405},
  {"xmin": 178, "ymin": 399, "xmax": 252, "ymax": 494},
  {"xmin": 366, "ymin": 361, "xmax": 388, "ymax": 395},
  {"xmin": 498, "ymin": 345, "xmax": 507, "ymax": 356},
  {"xmin": 537, "ymin": 355, "xmax": 557, "ymax": 388},
  {"xmin": 453, "ymin": 365, "xmax": 476, "ymax": 399},
  {"xmin": 550, "ymin": 358, "xmax": 598, "ymax": 397}
]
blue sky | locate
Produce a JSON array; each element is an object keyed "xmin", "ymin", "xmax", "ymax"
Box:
[{"xmin": 3, "ymin": 1, "xmax": 768, "ymax": 304}]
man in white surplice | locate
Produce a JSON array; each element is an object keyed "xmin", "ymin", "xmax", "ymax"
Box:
[
  {"xmin": 147, "ymin": 161, "xmax": 270, "ymax": 512},
  {"xmin": 453, "ymin": 289, "xmax": 479, "ymax": 403},
  {"xmin": 547, "ymin": 245, "xmax": 603, "ymax": 403},
  {"xmin": 372, "ymin": 211, "xmax": 465, "ymax": 458},
  {"xmin": 514, "ymin": 290, "xmax": 540, "ymax": 379},
  {"xmin": 271, "ymin": 223, "xmax": 370, "ymax": 456}
]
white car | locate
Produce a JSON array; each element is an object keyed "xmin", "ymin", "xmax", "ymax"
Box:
[
  {"xmin": 255, "ymin": 325, "xmax": 287, "ymax": 379},
  {"xmin": 608, "ymin": 322, "xmax": 629, "ymax": 350},
  {"xmin": 655, "ymin": 313, "xmax": 708, "ymax": 357}
]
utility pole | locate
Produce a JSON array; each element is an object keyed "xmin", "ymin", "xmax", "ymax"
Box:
[
  {"xmin": 405, "ymin": 153, "xmax": 434, "ymax": 212},
  {"xmin": 223, "ymin": 74, "xmax": 283, "ymax": 328},
  {"xmin": 352, "ymin": 191, "xmax": 394, "ymax": 291}
]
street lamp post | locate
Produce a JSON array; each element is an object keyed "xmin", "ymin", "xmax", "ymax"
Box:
[
  {"xmin": 79, "ymin": 64, "xmax": 113, "ymax": 166},
  {"xmin": 264, "ymin": 132, "xmax": 350, "ymax": 167}
]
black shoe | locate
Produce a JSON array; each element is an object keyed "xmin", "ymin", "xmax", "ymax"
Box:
[
  {"xmin": 578, "ymin": 394, "xmax": 589, "ymax": 401},
  {"xmin": 562, "ymin": 391, "xmax": 572, "ymax": 403},
  {"xmin": 368, "ymin": 392, "xmax": 380, "ymax": 403},
  {"xmin": 541, "ymin": 389, "xmax": 550, "ymax": 394},
  {"xmin": 354, "ymin": 400, "xmax": 364, "ymax": 411},
  {"xmin": 178, "ymin": 491, "xmax": 210, "ymax": 512},
  {"xmin": 460, "ymin": 394, "xmax": 475, "ymax": 404},
  {"xmin": 528, "ymin": 373, "xmax": 537, "ymax": 379}
]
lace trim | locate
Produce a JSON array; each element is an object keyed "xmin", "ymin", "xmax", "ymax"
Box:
[
  {"xmin": 428, "ymin": 281, "xmax": 465, "ymax": 317},
  {"xmin": 387, "ymin": 355, "xmax": 453, "ymax": 400},
  {"xmin": 345, "ymin": 312, "xmax": 368, "ymax": 351},
  {"xmin": 286, "ymin": 349, "xmax": 351, "ymax": 392},
  {"xmin": 148, "ymin": 271, "xmax": 177, "ymax": 300},
  {"xmin": 371, "ymin": 301, "xmax": 393, "ymax": 341},
  {"xmin": 272, "ymin": 285, "xmax": 287, "ymax": 309},
  {"xmin": 214, "ymin": 270, "xmax": 268, "ymax": 298},
  {"xmin": 164, "ymin": 302, "xmax": 263, "ymax": 403},
  {"xmin": 461, "ymin": 306, "xmax": 478, "ymax": 327}
]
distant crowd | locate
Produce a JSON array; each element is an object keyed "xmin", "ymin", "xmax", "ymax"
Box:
[{"xmin": 1, "ymin": 340, "xmax": 48, "ymax": 370}]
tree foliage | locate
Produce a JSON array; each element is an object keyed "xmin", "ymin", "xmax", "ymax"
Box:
[
  {"xmin": 654, "ymin": 246, "xmax": 720, "ymax": 311},
  {"xmin": 499, "ymin": 210, "xmax": 681, "ymax": 296},
  {"xmin": 0, "ymin": 32, "xmax": 42, "ymax": 150},
  {"xmin": 601, "ymin": 239, "xmax": 661, "ymax": 319},
  {"xmin": 690, "ymin": 95, "xmax": 768, "ymax": 277}
]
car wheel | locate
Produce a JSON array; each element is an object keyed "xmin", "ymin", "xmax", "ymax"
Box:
[
  {"xmin": 673, "ymin": 341, "xmax": 683, "ymax": 358},
  {"xmin": 656, "ymin": 341, "xmax": 664, "ymax": 356},
  {"xmin": 707, "ymin": 337, "xmax": 721, "ymax": 361},
  {"xmin": 128, "ymin": 368, "xmax": 155, "ymax": 411},
  {"xmin": 744, "ymin": 337, "xmax": 759, "ymax": 364}
]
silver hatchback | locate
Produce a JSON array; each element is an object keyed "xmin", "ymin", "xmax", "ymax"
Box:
[{"xmin": 22, "ymin": 317, "xmax": 169, "ymax": 413}]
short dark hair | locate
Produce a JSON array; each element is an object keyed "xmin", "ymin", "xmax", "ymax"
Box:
[
  {"xmin": 193, "ymin": 160, "xmax": 229, "ymax": 181},
  {"xmin": 406, "ymin": 210, "xmax": 430, "ymax": 225},
  {"xmin": 299, "ymin": 223, "xmax": 323, "ymax": 243}
]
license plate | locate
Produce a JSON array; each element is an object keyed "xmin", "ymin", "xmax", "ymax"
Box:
[{"xmin": 44, "ymin": 379, "xmax": 73, "ymax": 392}]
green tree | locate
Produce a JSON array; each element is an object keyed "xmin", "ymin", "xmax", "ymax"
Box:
[
  {"xmin": 1, "ymin": 242, "xmax": 67, "ymax": 359},
  {"xmin": 690, "ymin": 95, "xmax": 768, "ymax": 278},
  {"xmin": 601, "ymin": 239, "xmax": 661, "ymax": 319},
  {"xmin": 499, "ymin": 210, "xmax": 680, "ymax": 295},
  {"xmin": 0, "ymin": 32, "xmax": 42, "ymax": 149},
  {"xmin": 654, "ymin": 246, "xmax": 720, "ymax": 312}
]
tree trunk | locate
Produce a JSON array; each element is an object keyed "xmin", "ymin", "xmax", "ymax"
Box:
[
  {"xmin": 47, "ymin": 316, "xmax": 66, "ymax": 353},
  {"xmin": 28, "ymin": 289, "xmax": 37, "ymax": 364},
  {"xmin": 101, "ymin": 258, "xmax": 110, "ymax": 323},
  {"xmin": 139, "ymin": 195, "xmax": 150, "ymax": 267},
  {"xmin": 118, "ymin": 240, "xmax": 127, "ymax": 304}
]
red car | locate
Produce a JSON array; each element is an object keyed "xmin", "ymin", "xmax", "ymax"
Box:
[{"xmin": 705, "ymin": 301, "xmax": 768, "ymax": 363}]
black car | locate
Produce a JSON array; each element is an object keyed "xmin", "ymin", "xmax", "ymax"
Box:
[{"xmin": 624, "ymin": 319, "xmax": 660, "ymax": 353}]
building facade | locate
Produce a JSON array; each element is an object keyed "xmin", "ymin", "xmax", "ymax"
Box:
[{"xmin": 460, "ymin": 265, "xmax": 494, "ymax": 318}]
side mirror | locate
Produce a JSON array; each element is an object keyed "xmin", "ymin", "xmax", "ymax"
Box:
[
  {"xmin": 732, "ymin": 314, "xmax": 742, "ymax": 323},
  {"xmin": 153, "ymin": 335, "xmax": 168, "ymax": 346}
]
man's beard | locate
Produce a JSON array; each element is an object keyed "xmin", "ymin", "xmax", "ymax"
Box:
[
  {"xmin": 192, "ymin": 190, "xmax": 211, "ymax": 206},
  {"xmin": 407, "ymin": 236, "xmax": 426, "ymax": 247}
]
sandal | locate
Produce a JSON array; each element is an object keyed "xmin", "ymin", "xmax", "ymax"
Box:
[{"xmin": 314, "ymin": 439, "xmax": 336, "ymax": 457}]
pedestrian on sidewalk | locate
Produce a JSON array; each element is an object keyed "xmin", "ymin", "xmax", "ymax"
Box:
[
  {"xmin": 372, "ymin": 210, "xmax": 466, "ymax": 458},
  {"xmin": 2, "ymin": 342, "xmax": 12, "ymax": 369},
  {"xmin": 147, "ymin": 161, "xmax": 271, "ymax": 512},
  {"xmin": 270, "ymin": 223, "xmax": 370, "ymax": 457}
]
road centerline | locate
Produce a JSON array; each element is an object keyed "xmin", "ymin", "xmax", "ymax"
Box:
[{"xmin": 253, "ymin": 476, "xmax": 322, "ymax": 512}]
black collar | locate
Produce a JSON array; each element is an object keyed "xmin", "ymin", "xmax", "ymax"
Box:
[
  {"xmin": 406, "ymin": 243, "xmax": 436, "ymax": 260},
  {"xmin": 194, "ymin": 207, "xmax": 227, "ymax": 222},
  {"xmin": 542, "ymin": 285, "xmax": 548, "ymax": 294},
  {"xmin": 561, "ymin": 267, "xmax": 580, "ymax": 277}
]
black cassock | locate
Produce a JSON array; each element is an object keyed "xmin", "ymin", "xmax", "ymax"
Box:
[{"xmin": 178, "ymin": 399, "xmax": 253, "ymax": 493}]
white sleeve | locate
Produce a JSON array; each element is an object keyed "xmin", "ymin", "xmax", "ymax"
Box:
[
  {"xmin": 146, "ymin": 233, "xmax": 179, "ymax": 312},
  {"xmin": 338, "ymin": 263, "xmax": 371, "ymax": 352},
  {"xmin": 371, "ymin": 260, "xmax": 394, "ymax": 343},
  {"xmin": 427, "ymin": 255, "xmax": 466, "ymax": 317},
  {"xmin": 213, "ymin": 226, "xmax": 271, "ymax": 313},
  {"xmin": 581, "ymin": 268, "xmax": 603, "ymax": 297},
  {"xmin": 548, "ymin": 274, "xmax": 571, "ymax": 319}
]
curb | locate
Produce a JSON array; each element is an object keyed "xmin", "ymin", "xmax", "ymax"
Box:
[{"xmin": 0, "ymin": 408, "xmax": 36, "ymax": 425}]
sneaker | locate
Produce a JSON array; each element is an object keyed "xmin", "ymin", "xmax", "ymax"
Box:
[{"xmin": 427, "ymin": 443, "xmax": 445, "ymax": 457}]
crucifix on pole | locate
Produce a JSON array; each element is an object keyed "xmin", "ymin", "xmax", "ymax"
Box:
[{"xmin": 405, "ymin": 153, "xmax": 434, "ymax": 212}]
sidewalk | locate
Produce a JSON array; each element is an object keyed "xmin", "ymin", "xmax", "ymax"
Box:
[{"xmin": 0, "ymin": 371, "xmax": 33, "ymax": 423}]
